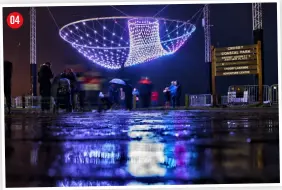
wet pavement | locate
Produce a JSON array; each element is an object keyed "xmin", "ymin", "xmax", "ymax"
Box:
[{"xmin": 5, "ymin": 109, "xmax": 280, "ymax": 187}]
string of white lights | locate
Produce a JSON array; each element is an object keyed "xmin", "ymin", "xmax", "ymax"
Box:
[{"xmin": 60, "ymin": 16, "xmax": 196, "ymax": 69}]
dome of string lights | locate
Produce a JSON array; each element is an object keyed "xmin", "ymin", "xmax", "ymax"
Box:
[{"xmin": 59, "ymin": 16, "xmax": 196, "ymax": 69}]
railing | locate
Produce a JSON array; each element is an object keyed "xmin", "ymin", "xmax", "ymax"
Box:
[
  {"xmin": 269, "ymin": 84, "xmax": 278, "ymax": 105},
  {"xmin": 220, "ymin": 95, "xmax": 228, "ymax": 106},
  {"xmin": 4, "ymin": 84, "xmax": 278, "ymax": 110},
  {"xmin": 12, "ymin": 96, "xmax": 54, "ymax": 109},
  {"xmin": 185, "ymin": 84, "xmax": 278, "ymax": 108},
  {"xmin": 227, "ymin": 85, "xmax": 271, "ymax": 105},
  {"xmin": 185, "ymin": 94, "xmax": 213, "ymax": 107}
]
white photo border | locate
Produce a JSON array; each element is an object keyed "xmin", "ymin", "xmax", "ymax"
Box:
[{"xmin": 0, "ymin": 0, "xmax": 281, "ymax": 190}]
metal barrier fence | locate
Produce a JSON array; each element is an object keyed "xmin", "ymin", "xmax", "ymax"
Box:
[
  {"xmin": 186, "ymin": 94, "xmax": 213, "ymax": 107},
  {"xmin": 269, "ymin": 84, "xmax": 278, "ymax": 105},
  {"xmin": 11, "ymin": 96, "xmax": 55, "ymax": 109},
  {"xmin": 185, "ymin": 84, "xmax": 278, "ymax": 107},
  {"xmin": 227, "ymin": 85, "xmax": 271, "ymax": 105},
  {"xmin": 221, "ymin": 96, "xmax": 228, "ymax": 105},
  {"xmin": 4, "ymin": 84, "xmax": 279, "ymax": 109}
]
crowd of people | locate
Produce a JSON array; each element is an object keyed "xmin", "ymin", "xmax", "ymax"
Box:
[
  {"xmin": 38, "ymin": 62, "xmax": 83, "ymax": 113},
  {"xmin": 4, "ymin": 60, "xmax": 183, "ymax": 114},
  {"xmin": 97, "ymin": 78, "xmax": 182, "ymax": 112}
]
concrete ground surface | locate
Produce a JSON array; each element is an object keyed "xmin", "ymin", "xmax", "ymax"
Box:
[{"xmin": 4, "ymin": 108, "xmax": 280, "ymax": 187}]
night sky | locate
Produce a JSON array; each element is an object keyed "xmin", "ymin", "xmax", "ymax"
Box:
[{"xmin": 3, "ymin": 3, "xmax": 278, "ymax": 101}]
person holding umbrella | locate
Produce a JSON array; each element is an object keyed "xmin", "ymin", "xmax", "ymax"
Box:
[{"xmin": 109, "ymin": 78, "xmax": 126, "ymax": 109}]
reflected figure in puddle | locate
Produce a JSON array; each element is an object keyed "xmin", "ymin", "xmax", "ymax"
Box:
[{"xmin": 5, "ymin": 117, "xmax": 14, "ymax": 158}]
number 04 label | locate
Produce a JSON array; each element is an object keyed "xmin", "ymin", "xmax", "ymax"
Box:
[{"xmin": 7, "ymin": 12, "xmax": 24, "ymax": 29}]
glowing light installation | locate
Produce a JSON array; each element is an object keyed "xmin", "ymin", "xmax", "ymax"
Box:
[{"xmin": 59, "ymin": 16, "xmax": 196, "ymax": 69}]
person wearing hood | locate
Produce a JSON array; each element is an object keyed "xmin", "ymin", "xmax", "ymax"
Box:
[
  {"xmin": 38, "ymin": 62, "xmax": 53, "ymax": 112},
  {"xmin": 4, "ymin": 60, "xmax": 13, "ymax": 114},
  {"xmin": 61, "ymin": 68, "xmax": 78, "ymax": 110}
]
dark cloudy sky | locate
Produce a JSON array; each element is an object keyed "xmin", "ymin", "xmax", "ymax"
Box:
[{"xmin": 3, "ymin": 3, "xmax": 278, "ymax": 99}]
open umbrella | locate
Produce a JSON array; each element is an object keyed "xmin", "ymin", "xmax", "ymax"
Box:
[{"xmin": 109, "ymin": 78, "xmax": 126, "ymax": 85}]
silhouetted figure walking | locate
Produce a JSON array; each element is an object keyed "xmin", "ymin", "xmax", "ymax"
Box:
[
  {"xmin": 4, "ymin": 60, "xmax": 13, "ymax": 114},
  {"xmin": 139, "ymin": 77, "xmax": 152, "ymax": 108},
  {"xmin": 38, "ymin": 62, "xmax": 53, "ymax": 112},
  {"xmin": 76, "ymin": 72, "xmax": 86, "ymax": 111},
  {"xmin": 124, "ymin": 83, "xmax": 133, "ymax": 110},
  {"xmin": 22, "ymin": 94, "xmax": 26, "ymax": 109},
  {"xmin": 61, "ymin": 68, "xmax": 78, "ymax": 110}
]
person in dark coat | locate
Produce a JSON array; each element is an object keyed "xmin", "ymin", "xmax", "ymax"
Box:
[
  {"xmin": 4, "ymin": 60, "xmax": 13, "ymax": 114},
  {"xmin": 175, "ymin": 80, "xmax": 182, "ymax": 107},
  {"xmin": 139, "ymin": 78, "xmax": 153, "ymax": 108},
  {"xmin": 163, "ymin": 87, "xmax": 171, "ymax": 109},
  {"xmin": 124, "ymin": 83, "xmax": 133, "ymax": 110},
  {"xmin": 112, "ymin": 85, "xmax": 120, "ymax": 106},
  {"xmin": 108, "ymin": 84, "xmax": 117, "ymax": 107},
  {"xmin": 76, "ymin": 72, "xmax": 86, "ymax": 111},
  {"xmin": 61, "ymin": 68, "xmax": 78, "ymax": 110},
  {"xmin": 38, "ymin": 62, "xmax": 54, "ymax": 112},
  {"xmin": 22, "ymin": 94, "xmax": 26, "ymax": 109}
]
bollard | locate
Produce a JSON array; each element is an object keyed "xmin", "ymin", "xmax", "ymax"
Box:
[
  {"xmin": 185, "ymin": 94, "xmax": 189, "ymax": 109},
  {"xmin": 133, "ymin": 95, "xmax": 136, "ymax": 109},
  {"xmin": 22, "ymin": 95, "xmax": 26, "ymax": 109}
]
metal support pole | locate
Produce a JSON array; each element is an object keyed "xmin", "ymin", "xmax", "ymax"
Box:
[
  {"xmin": 257, "ymin": 41, "xmax": 263, "ymax": 104},
  {"xmin": 203, "ymin": 5, "xmax": 212, "ymax": 94},
  {"xmin": 30, "ymin": 7, "xmax": 37, "ymax": 96},
  {"xmin": 211, "ymin": 46, "xmax": 216, "ymax": 106},
  {"xmin": 252, "ymin": 3, "xmax": 264, "ymax": 88}
]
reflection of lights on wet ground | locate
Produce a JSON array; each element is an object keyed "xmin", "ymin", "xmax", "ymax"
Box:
[
  {"xmin": 128, "ymin": 141, "xmax": 166, "ymax": 177},
  {"xmin": 57, "ymin": 180, "xmax": 117, "ymax": 187},
  {"xmin": 127, "ymin": 181, "xmax": 165, "ymax": 186},
  {"xmin": 30, "ymin": 143, "xmax": 40, "ymax": 166},
  {"xmin": 62, "ymin": 142, "xmax": 121, "ymax": 165},
  {"xmin": 227, "ymin": 120, "xmax": 249, "ymax": 128},
  {"xmin": 128, "ymin": 125, "xmax": 155, "ymax": 140},
  {"xmin": 127, "ymin": 125, "xmax": 167, "ymax": 177}
]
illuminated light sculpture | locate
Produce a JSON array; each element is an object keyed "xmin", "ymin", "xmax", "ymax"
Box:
[{"xmin": 59, "ymin": 16, "xmax": 196, "ymax": 69}]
